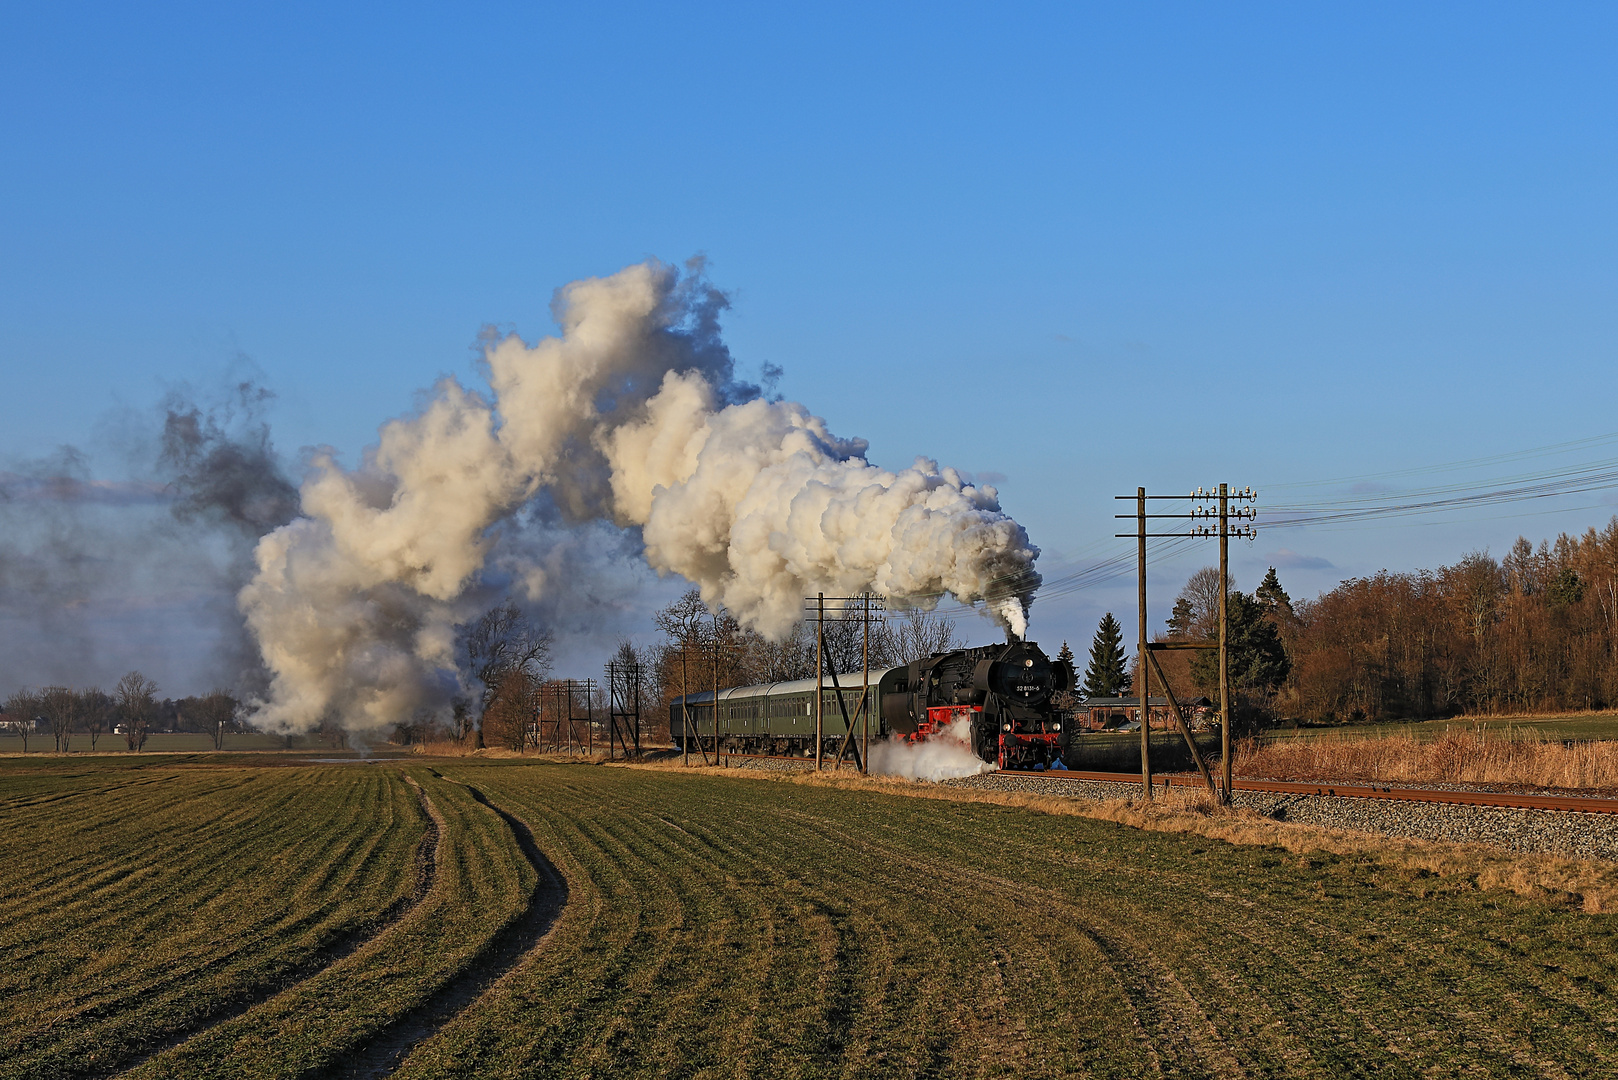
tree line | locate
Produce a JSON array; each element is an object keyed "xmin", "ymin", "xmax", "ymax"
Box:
[
  {"xmin": 1122, "ymin": 516, "xmax": 1618, "ymax": 724},
  {"xmin": 1276, "ymin": 520, "xmax": 1618, "ymax": 721},
  {"xmin": 422, "ymin": 590, "xmax": 966, "ymax": 750},
  {"xmin": 1, "ymin": 673, "xmax": 243, "ymax": 752},
  {"xmin": 627, "ymin": 590, "xmax": 961, "ymax": 745}
]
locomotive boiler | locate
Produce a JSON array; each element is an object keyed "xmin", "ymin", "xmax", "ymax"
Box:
[{"xmin": 671, "ymin": 639, "xmax": 1076, "ymax": 770}]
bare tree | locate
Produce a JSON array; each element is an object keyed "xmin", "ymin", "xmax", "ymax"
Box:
[
  {"xmin": 193, "ymin": 691, "xmax": 239, "ymax": 751},
  {"xmin": 610, "ymin": 639, "xmax": 655, "ymax": 715},
  {"xmin": 654, "ymin": 589, "xmax": 712, "ymax": 741},
  {"xmin": 3, "ymin": 689, "xmax": 41, "ymax": 753},
  {"xmin": 317, "ymin": 720, "xmax": 348, "ymax": 750},
  {"xmin": 890, "ymin": 607, "xmax": 961, "ymax": 663},
  {"xmin": 461, "ymin": 601, "xmax": 553, "ymax": 743},
  {"xmin": 115, "ymin": 672, "xmax": 159, "ymax": 751},
  {"xmin": 731, "ymin": 622, "xmax": 815, "ymax": 683},
  {"xmin": 817, "ymin": 600, "xmax": 899, "ymax": 673},
  {"xmin": 1175, "ymin": 566, "xmax": 1230, "ymax": 640},
  {"xmin": 481, "ymin": 669, "xmax": 539, "ymax": 751},
  {"xmin": 39, "ymin": 686, "xmax": 80, "ymax": 753},
  {"xmin": 81, "ymin": 688, "xmax": 113, "ymax": 751}
]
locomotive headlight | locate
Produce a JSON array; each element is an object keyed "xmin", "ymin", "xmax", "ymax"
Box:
[
  {"xmin": 1053, "ymin": 723, "xmax": 1061, "ymax": 731},
  {"xmin": 1002, "ymin": 723, "xmax": 1011, "ymax": 732}
]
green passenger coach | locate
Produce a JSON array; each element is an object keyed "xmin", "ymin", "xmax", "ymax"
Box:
[{"xmin": 670, "ymin": 668, "xmax": 907, "ymax": 758}]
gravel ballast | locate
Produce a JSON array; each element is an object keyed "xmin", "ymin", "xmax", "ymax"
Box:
[
  {"xmin": 693, "ymin": 754, "xmax": 1618, "ymax": 861},
  {"xmin": 945, "ymin": 771, "xmax": 1618, "ymax": 861}
]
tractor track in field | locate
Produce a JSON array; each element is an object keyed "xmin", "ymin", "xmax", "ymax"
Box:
[
  {"xmin": 760, "ymin": 803, "xmax": 1253, "ymax": 1076},
  {"xmin": 98, "ymin": 775, "xmax": 445, "ymax": 1080},
  {"xmin": 326, "ymin": 778, "xmax": 568, "ymax": 1080}
]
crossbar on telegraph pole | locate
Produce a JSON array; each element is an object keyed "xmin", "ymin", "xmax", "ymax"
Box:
[
  {"xmin": 1115, "ymin": 483, "xmax": 1257, "ymax": 803},
  {"xmin": 804, "ymin": 593, "xmax": 886, "ymax": 773}
]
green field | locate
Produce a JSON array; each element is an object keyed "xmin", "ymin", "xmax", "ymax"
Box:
[
  {"xmin": 3, "ymin": 757, "xmax": 1618, "ymax": 1078},
  {"xmin": 0, "ymin": 731, "xmax": 408, "ymax": 754}
]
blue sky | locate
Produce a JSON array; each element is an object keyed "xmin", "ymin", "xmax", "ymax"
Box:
[{"xmin": 3, "ymin": 2, "xmax": 1617, "ymax": 687}]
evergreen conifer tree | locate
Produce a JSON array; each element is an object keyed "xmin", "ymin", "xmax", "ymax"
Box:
[
  {"xmin": 1255, "ymin": 566, "xmax": 1294, "ymax": 618},
  {"xmin": 1081, "ymin": 613, "xmax": 1130, "ymax": 698},
  {"xmin": 1166, "ymin": 597, "xmax": 1196, "ymax": 637},
  {"xmin": 1190, "ymin": 591, "xmax": 1291, "ymax": 697}
]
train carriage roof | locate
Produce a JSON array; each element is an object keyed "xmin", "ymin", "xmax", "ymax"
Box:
[{"xmin": 671, "ymin": 667, "xmax": 905, "ymax": 706}]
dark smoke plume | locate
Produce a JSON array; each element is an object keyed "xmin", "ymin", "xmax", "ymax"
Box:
[
  {"xmin": 0, "ymin": 376, "xmax": 298, "ymax": 698},
  {"xmin": 160, "ymin": 381, "xmax": 299, "ymax": 536}
]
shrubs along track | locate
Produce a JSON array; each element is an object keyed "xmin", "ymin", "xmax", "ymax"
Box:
[
  {"xmin": 0, "ymin": 761, "xmax": 426, "ymax": 1080},
  {"xmin": 1238, "ymin": 727, "xmax": 1618, "ymax": 790},
  {"xmin": 379, "ymin": 762, "xmax": 1618, "ymax": 1080}
]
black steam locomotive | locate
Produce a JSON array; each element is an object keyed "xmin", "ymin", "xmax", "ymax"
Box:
[{"xmin": 670, "ymin": 639, "xmax": 1076, "ymax": 769}]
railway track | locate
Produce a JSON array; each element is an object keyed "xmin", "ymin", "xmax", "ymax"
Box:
[
  {"xmin": 1015, "ymin": 769, "xmax": 1618, "ymax": 815},
  {"xmin": 676, "ymin": 749, "xmax": 1618, "ymax": 815}
]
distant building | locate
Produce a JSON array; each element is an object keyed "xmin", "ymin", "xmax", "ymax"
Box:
[
  {"xmin": 1073, "ymin": 696, "xmax": 1214, "ymax": 732},
  {"xmin": 0, "ymin": 712, "xmax": 40, "ymax": 734}
]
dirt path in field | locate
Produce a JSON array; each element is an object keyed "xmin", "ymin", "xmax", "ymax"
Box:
[
  {"xmin": 102, "ymin": 775, "xmax": 445, "ymax": 1080},
  {"xmin": 328, "ymin": 782, "xmax": 568, "ymax": 1079}
]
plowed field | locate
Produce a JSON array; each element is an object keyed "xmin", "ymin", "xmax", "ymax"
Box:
[{"xmin": 3, "ymin": 756, "xmax": 1616, "ymax": 1078}]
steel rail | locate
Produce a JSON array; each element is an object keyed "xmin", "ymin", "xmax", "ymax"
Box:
[
  {"xmin": 1020, "ymin": 769, "xmax": 1618, "ymax": 814},
  {"xmin": 668, "ymin": 751, "xmax": 1618, "ymax": 814}
]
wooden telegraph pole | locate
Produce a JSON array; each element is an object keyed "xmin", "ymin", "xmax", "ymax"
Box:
[
  {"xmin": 1116, "ymin": 485, "xmax": 1257, "ymax": 804},
  {"xmin": 1219, "ymin": 482, "xmax": 1234, "ymax": 800},
  {"xmin": 1137, "ymin": 488, "xmax": 1151, "ymax": 798},
  {"xmin": 703, "ymin": 611, "xmax": 749, "ymax": 768},
  {"xmin": 815, "ymin": 592, "xmax": 824, "ymax": 770},
  {"xmin": 862, "ymin": 593, "xmax": 872, "ymax": 773},
  {"xmin": 805, "ymin": 592, "xmax": 884, "ymax": 773},
  {"xmin": 680, "ymin": 642, "xmax": 691, "ymax": 767}
]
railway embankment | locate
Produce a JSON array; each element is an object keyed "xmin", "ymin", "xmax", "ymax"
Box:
[{"xmin": 953, "ymin": 771, "xmax": 1618, "ymax": 861}]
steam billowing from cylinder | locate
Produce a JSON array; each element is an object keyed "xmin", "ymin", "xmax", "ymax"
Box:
[{"xmin": 241, "ymin": 260, "xmax": 1040, "ymax": 735}]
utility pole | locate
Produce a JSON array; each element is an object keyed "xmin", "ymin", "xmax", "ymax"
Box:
[
  {"xmin": 676, "ymin": 638, "xmax": 713, "ymax": 766},
  {"xmin": 605, "ymin": 660, "xmax": 643, "ymax": 761},
  {"xmin": 705, "ymin": 612, "xmax": 752, "ymax": 768},
  {"xmin": 862, "ymin": 592, "xmax": 871, "ymax": 773},
  {"xmin": 1137, "ymin": 487, "xmax": 1151, "ymax": 798},
  {"xmin": 712, "ymin": 621, "xmax": 722, "ymax": 768},
  {"xmin": 1115, "ymin": 485, "xmax": 1257, "ymax": 804},
  {"xmin": 1219, "ymin": 482, "xmax": 1233, "ymax": 800},
  {"xmin": 805, "ymin": 592, "xmax": 885, "ymax": 773},
  {"xmin": 815, "ymin": 592, "xmax": 824, "ymax": 770}
]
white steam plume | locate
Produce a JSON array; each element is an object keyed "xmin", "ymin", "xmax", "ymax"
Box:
[
  {"xmin": 867, "ymin": 717, "xmax": 998, "ymax": 782},
  {"xmin": 242, "ymin": 259, "xmax": 1040, "ymax": 735}
]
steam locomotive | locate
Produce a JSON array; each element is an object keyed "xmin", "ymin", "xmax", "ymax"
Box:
[{"xmin": 670, "ymin": 639, "xmax": 1076, "ymax": 769}]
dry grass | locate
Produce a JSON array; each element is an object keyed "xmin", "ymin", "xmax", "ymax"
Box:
[
  {"xmin": 1238, "ymin": 729, "xmax": 1618, "ymax": 791},
  {"xmin": 411, "ymin": 740, "xmax": 609, "ymax": 762},
  {"xmin": 615, "ymin": 756, "xmax": 1618, "ymax": 914}
]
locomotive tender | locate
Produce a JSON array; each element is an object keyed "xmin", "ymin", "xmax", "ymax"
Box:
[{"xmin": 671, "ymin": 639, "xmax": 1077, "ymax": 769}]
